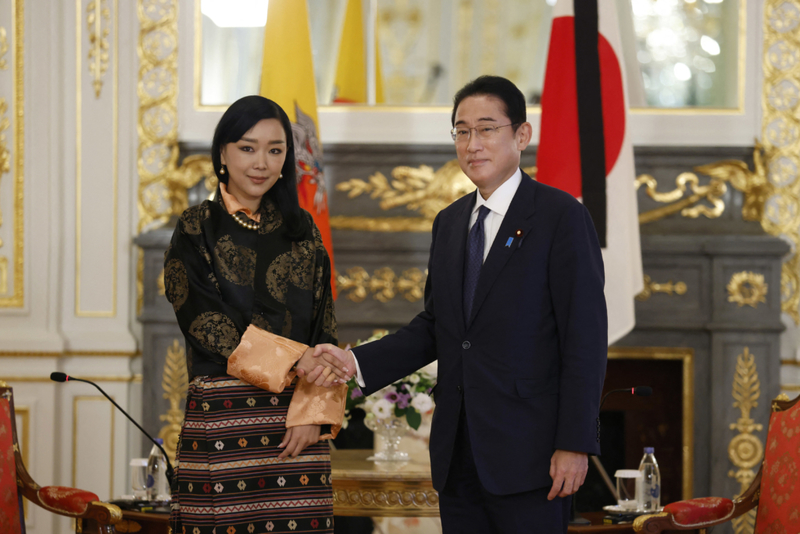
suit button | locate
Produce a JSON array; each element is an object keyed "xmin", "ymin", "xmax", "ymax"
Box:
[
  {"xmin": 457, "ymin": 385, "xmax": 462, "ymax": 392},
  {"xmin": 462, "ymin": 341, "xmax": 471, "ymax": 350}
]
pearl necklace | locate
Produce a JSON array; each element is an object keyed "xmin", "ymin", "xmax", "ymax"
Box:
[{"xmin": 232, "ymin": 212, "xmax": 259, "ymax": 231}]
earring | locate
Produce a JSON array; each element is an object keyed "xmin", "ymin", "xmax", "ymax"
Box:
[
  {"xmin": 279, "ymin": 173, "xmax": 283, "ymax": 179},
  {"xmin": 220, "ymin": 166, "xmax": 226, "ymax": 175}
]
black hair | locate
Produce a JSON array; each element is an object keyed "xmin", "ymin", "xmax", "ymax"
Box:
[
  {"xmin": 211, "ymin": 95, "xmax": 304, "ymax": 240},
  {"xmin": 451, "ymin": 75, "xmax": 526, "ymax": 131}
]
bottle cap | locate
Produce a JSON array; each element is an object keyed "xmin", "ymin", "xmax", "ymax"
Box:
[{"xmin": 644, "ymin": 447, "xmax": 654, "ymax": 454}]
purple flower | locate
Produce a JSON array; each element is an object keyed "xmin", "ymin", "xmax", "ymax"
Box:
[
  {"xmin": 397, "ymin": 393, "xmax": 412, "ymax": 409},
  {"xmin": 350, "ymin": 388, "xmax": 364, "ymax": 400},
  {"xmin": 384, "ymin": 391, "xmax": 400, "ymax": 403}
]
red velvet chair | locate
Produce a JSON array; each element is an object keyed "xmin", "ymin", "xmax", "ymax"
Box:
[
  {"xmin": 634, "ymin": 393, "xmax": 800, "ymax": 533},
  {"xmin": 0, "ymin": 382, "xmax": 122, "ymax": 533}
]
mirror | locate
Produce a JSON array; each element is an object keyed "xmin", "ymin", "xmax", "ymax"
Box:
[{"xmin": 197, "ymin": 0, "xmax": 741, "ymax": 109}]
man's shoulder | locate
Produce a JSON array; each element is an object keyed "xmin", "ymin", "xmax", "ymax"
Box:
[
  {"xmin": 530, "ymin": 179, "xmax": 582, "ymax": 211},
  {"xmin": 438, "ymin": 190, "xmax": 474, "ymax": 221}
]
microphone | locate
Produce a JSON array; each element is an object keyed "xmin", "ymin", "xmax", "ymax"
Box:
[
  {"xmin": 50, "ymin": 372, "xmax": 174, "ymax": 485},
  {"xmin": 600, "ymin": 385, "xmax": 653, "ymax": 411}
]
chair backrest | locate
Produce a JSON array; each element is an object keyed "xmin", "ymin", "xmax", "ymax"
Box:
[
  {"xmin": 755, "ymin": 394, "xmax": 800, "ymax": 533},
  {"xmin": 0, "ymin": 388, "xmax": 24, "ymax": 534}
]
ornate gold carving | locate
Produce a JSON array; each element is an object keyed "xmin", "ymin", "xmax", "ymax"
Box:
[
  {"xmin": 333, "ymin": 488, "xmax": 440, "ymax": 516},
  {"xmin": 136, "ymin": 0, "xmax": 178, "ymax": 311},
  {"xmin": 728, "ymin": 347, "xmax": 763, "ymax": 534},
  {"xmin": 331, "ymin": 162, "xmax": 536, "ymax": 232},
  {"xmin": 157, "ymin": 267, "xmax": 165, "ymax": 295},
  {"xmin": 0, "ymin": 27, "xmax": 8, "ymax": 70},
  {"xmin": 773, "ymin": 393, "xmax": 791, "ymax": 411},
  {"xmin": 158, "ymin": 339, "xmax": 187, "ymax": 464},
  {"xmin": 763, "ymin": 0, "xmax": 800, "ymax": 324},
  {"xmin": 336, "ymin": 267, "xmax": 426, "ymax": 303},
  {"xmin": 727, "ymin": 271, "xmax": 768, "ymax": 308},
  {"xmin": 115, "ymin": 519, "xmax": 143, "ymax": 533},
  {"xmin": 0, "ymin": 2, "xmax": 24, "ymax": 308},
  {"xmin": 636, "ymin": 146, "xmax": 774, "ymax": 226},
  {"xmin": 86, "ymin": 0, "xmax": 110, "ymax": 98},
  {"xmin": 635, "ymin": 274, "xmax": 687, "ymax": 301}
]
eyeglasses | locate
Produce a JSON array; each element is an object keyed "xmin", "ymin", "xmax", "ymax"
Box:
[{"xmin": 450, "ymin": 123, "xmax": 517, "ymax": 143}]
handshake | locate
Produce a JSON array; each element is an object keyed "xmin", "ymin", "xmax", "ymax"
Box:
[{"xmin": 295, "ymin": 343, "xmax": 357, "ymax": 388}]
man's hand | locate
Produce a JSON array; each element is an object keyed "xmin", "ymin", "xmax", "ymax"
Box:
[
  {"xmin": 295, "ymin": 347, "xmax": 344, "ymax": 386},
  {"xmin": 548, "ymin": 450, "xmax": 588, "ymax": 500},
  {"xmin": 307, "ymin": 344, "xmax": 356, "ymax": 387},
  {"xmin": 278, "ymin": 424, "xmax": 321, "ymax": 459}
]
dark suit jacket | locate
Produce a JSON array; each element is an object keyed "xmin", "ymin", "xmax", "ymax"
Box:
[{"xmin": 353, "ymin": 172, "xmax": 608, "ymax": 496}]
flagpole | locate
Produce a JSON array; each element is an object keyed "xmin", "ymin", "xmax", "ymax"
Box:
[{"xmin": 366, "ymin": 0, "xmax": 377, "ymax": 104}]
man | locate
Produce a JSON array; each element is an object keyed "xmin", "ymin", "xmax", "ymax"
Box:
[{"xmin": 315, "ymin": 76, "xmax": 607, "ymax": 533}]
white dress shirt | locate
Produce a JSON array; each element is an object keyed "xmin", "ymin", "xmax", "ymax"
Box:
[{"xmin": 351, "ymin": 169, "xmax": 524, "ymax": 387}]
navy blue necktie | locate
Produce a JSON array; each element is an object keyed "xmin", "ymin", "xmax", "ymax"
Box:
[{"xmin": 464, "ymin": 205, "xmax": 490, "ymax": 323}]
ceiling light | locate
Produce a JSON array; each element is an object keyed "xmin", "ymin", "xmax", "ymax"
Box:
[{"xmin": 201, "ymin": 0, "xmax": 269, "ymax": 28}]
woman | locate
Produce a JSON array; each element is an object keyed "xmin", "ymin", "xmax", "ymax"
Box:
[{"xmin": 164, "ymin": 95, "xmax": 346, "ymax": 534}]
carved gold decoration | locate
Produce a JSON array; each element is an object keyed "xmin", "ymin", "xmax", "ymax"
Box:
[
  {"xmin": 0, "ymin": 2, "xmax": 24, "ymax": 308},
  {"xmin": 635, "ymin": 274, "xmax": 687, "ymax": 302},
  {"xmin": 157, "ymin": 267, "xmax": 165, "ymax": 296},
  {"xmin": 763, "ymin": 0, "xmax": 800, "ymax": 324},
  {"xmin": 636, "ymin": 145, "xmax": 774, "ymax": 226},
  {"xmin": 333, "ymin": 488, "xmax": 439, "ymax": 517},
  {"xmin": 727, "ymin": 271, "xmax": 768, "ymax": 309},
  {"xmin": 158, "ymin": 339, "xmax": 187, "ymax": 464},
  {"xmin": 336, "ymin": 267, "xmax": 426, "ymax": 303},
  {"xmin": 331, "ymin": 162, "xmax": 536, "ymax": 232},
  {"xmin": 0, "ymin": 27, "xmax": 8, "ymax": 70},
  {"xmin": 137, "ymin": 0, "xmax": 178, "ymax": 312},
  {"xmin": 115, "ymin": 519, "xmax": 143, "ymax": 533},
  {"xmin": 773, "ymin": 393, "xmax": 791, "ymax": 411},
  {"xmin": 728, "ymin": 347, "xmax": 763, "ymax": 534},
  {"xmin": 86, "ymin": 0, "xmax": 110, "ymax": 98}
]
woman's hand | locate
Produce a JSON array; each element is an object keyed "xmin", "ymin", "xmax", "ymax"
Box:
[
  {"xmin": 296, "ymin": 346, "xmax": 352, "ymax": 387},
  {"xmin": 278, "ymin": 425, "xmax": 321, "ymax": 459}
]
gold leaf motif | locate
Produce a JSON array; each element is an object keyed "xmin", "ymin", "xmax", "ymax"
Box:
[
  {"xmin": 635, "ymin": 274, "xmax": 687, "ymax": 302},
  {"xmin": 86, "ymin": 0, "xmax": 111, "ymax": 98},
  {"xmin": 158, "ymin": 339, "xmax": 188, "ymax": 464},
  {"xmin": 0, "ymin": 28, "xmax": 8, "ymax": 71},
  {"xmin": 727, "ymin": 272, "xmax": 768, "ymax": 309},
  {"xmin": 336, "ymin": 267, "xmax": 426, "ymax": 303},
  {"xmin": 728, "ymin": 346, "xmax": 764, "ymax": 534}
]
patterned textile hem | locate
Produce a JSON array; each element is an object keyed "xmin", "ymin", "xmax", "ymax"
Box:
[{"xmin": 171, "ymin": 375, "xmax": 333, "ymax": 534}]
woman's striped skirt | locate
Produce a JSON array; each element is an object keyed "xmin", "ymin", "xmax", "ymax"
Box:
[{"xmin": 170, "ymin": 376, "xmax": 334, "ymax": 534}]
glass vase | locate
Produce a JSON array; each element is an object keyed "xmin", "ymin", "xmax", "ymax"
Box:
[{"xmin": 364, "ymin": 414, "xmax": 409, "ymax": 462}]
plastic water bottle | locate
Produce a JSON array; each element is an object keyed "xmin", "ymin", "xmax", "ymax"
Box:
[
  {"xmin": 146, "ymin": 438, "xmax": 167, "ymax": 501},
  {"xmin": 637, "ymin": 447, "xmax": 661, "ymax": 511}
]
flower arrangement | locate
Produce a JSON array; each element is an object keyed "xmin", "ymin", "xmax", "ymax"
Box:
[{"xmin": 344, "ymin": 330, "xmax": 437, "ymax": 431}]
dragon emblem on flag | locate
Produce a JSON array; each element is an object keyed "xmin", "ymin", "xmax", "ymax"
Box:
[{"xmin": 291, "ymin": 104, "xmax": 327, "ymax": 211}]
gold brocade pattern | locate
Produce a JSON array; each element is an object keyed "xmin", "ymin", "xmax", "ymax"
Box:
[
  {"xmin": 179, "ymin": 205, "xmax": 209, "ymax": 236},
  {"xmin": 257, "ymin": 200, "xmax": 283, "ymax": 235},
  {"xmin": 265, "ymin": 240, "xmax": 315, "ymax": 304},
  {"xmin": 322, "ymin": 296, "xmax": 336, "ymax": 337},
  {"xmin": 763, "ymin": 0, "xmax": 800, "ymax": 323},
  {"xmin": 728, "ymin": 347, "xmax": 763, "ymax": 534},
  {"xmin": 188, "ymin": 311, "xmax": 240, "ymax": 357},
  {"xmin": 163, "ymin": 258, "xmax": 187, "ymax": 312},
  {"xmin": 213, "ymin": 235, "xmax": 256, "ymax": 287}
]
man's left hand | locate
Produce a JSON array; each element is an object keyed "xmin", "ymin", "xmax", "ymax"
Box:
[{"xmin": 547, "ymin": 450, "xmax": 588, "ymax": 500}]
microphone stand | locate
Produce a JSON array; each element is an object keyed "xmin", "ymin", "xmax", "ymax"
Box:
[{"xmin": 51, "ymin": 373, "xmax": 175, "ymax": 486}]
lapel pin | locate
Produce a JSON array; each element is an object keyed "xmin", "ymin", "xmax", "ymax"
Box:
[
  {"xmin": 505, "ymin": 237, "xmax": 514, "ymax": 247},
  {"xmin": 515, "ymin": 229, "xmax": 523, "ymax": 237},
  {"xmin": 516, "ymin": 229, "xmax": 525, "ymax": 248}
]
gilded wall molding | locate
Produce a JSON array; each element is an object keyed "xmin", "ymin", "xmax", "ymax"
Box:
[
  {"xmin": 0, "ymin": 0, "xmax": 24, "ymax": 308},
  {"xmin": 727, "ymin": 271, "xmax": 768, "ymax": 309},
  {"xmin": 728, "ymin": 347, "xmax": 763, "ymax": 534},
  {"xmin": 336, "ymin": 267, "xmax": 426, "ymax": 303},
  {"xmin": 157, "ymin": 339, "xmax": 187, "ymax": 464},
  {"xmin": 763, "ymin": 0, "xmax": 800, "ymax": 324},
  {"xmin": 136, "ymin": 0, "xmax": 179, "ymax": 312},
  {"xmin": 635, "ymin": 274, "xmax": 687, "ymax": 302},
  {"xmin": 87, "ymin": 0, "xmax": 110, "ymax": 98}
]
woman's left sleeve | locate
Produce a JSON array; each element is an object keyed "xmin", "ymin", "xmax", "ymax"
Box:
[{"xmin": 287, "ymin": 220, "xmax": 346, "ymax": 439}]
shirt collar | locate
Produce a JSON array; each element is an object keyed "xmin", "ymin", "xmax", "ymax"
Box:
[
  {"xmin": 473, "ymin": 168, "xmax": 522, "ymax": 217},
  {"xmin": 219, "ymin": 183, "xmax": 261, "ymax": 222}
]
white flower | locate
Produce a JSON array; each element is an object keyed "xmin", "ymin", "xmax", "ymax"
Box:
[
  {"xmin": 408, "ymin": 373, "xmax": 420, "ymax": 384},
  {"xmin": 411, "ymin": 393, "xmax": 433, "ymax": 413},
  {"xmin": 362, "ymin": 398, "xmax": 376, "ymax": 413},
  {"xmin": 372, "ymin": 398, "xmax": 394, "ymax": 419}
]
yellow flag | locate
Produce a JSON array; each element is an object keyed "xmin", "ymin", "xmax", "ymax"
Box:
[
  {"xmin": 260, "ymin": 0, "xmax": 337, "ymax": 297},
  {"xmin": 333, "ymin": 0, "xmax": 384, "ymax": 103}
]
